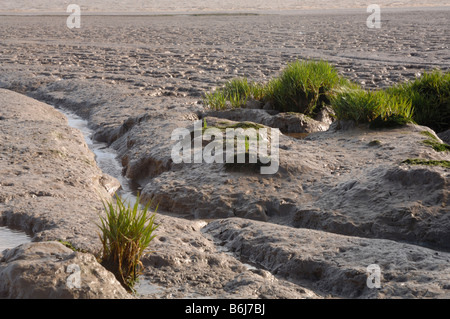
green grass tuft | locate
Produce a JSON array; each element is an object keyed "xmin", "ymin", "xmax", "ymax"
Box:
[
  {"xmin": 386, "ymin": 70, "xmax": 450, "ymax": 133},
  {"xmin": 98, "ymin": 193, "xmax": 159, "ymax": 292},
  {"xmin": 204, "ymin": 60, "xmax": 352, "ymax": 114},
  {"xmin": 204, "ymin": 78, "xmax": 267, "ymax": 110},
  {"xmin": 203, "ymin": 89, "xmax": 227, "ymax": 110},
  {"xmin": 203, "ymin": 61, "xmax": 449, "ymax": 132},
  {"xmin": 264, "ymin": 60, "xmax": 347, "ymax": 115},
  {"xmin": 331, "ymin": 88, "xmax": 414, "ymax": 127},
  {"xmin": 332, "ymin": 70, "xmax": 449, "ymax": 130},
  {"xmin": 402, "ymin": 158, "xmax": 450, "ymax": 168}
]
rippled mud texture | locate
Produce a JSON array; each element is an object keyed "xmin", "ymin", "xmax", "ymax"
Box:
[
  {"xmin": 1, "ymin": 11, "xmax": 449, "ymax": 94},
  {"xmin": 0, "ymin": 9, "xmax": 449, "ymax": 299}
]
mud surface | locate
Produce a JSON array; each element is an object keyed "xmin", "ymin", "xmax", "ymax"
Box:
[{"xmin": 0, "ymin": 10, "xmax": 449, "ymax": 299}]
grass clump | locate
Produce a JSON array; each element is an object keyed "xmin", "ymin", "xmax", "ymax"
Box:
[
  {"xmin": 331, "ymin": 88, "xmax": 414, "ymax": 128},
  {"xmin": 402, "ymin": 158, "xmax": 450, "ymax": 168},
  {"xmin": 204, "ymin": 78, "xmax": 266, "ymax": 110},
  {"xmin": 266, "ymin": 60, "xmax": 349, "ymax": 115},
  {"xmin": 98, "ymin": 193, "xmax": 159, "ymax": 292},
  {"xmin": 203, "ymin": 60, "xmax": 449, "ymax": 132},
  {"xmin": 203, "ymin": 89, "xmax": 227, "ymax": 110},
  {"xmin": 332, "ymin": 70, "xmax": 450, "ymax": 130},
  {"xmin": 204, "ymin": 60, "xmax": 350, "ymax": 114},
  {"xmin": 386, "ymin": 70, "xmax": 450, "ymax": 133}
]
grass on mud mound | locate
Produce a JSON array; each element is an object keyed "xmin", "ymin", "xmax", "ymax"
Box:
[{"xmin": 204, "ymin": 60, "xmax": 449, "ymax": 131}]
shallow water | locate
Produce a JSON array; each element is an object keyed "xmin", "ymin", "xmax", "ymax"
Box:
[
  {"xmin": 60, "ymin": 108, "xmax": 166, "ymax": 297},
  {"xmin": 60, "ymin": 108, "xmax": 139, "ymax": 204},
  {"xmin": 0, "ymin": 226, "xmax": 32, "ymax": 252}
]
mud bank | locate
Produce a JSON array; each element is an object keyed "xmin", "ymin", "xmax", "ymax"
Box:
[
  {"xmin": 0, "ymin": 89, "xmax": 321, "ymax": 299},
  {"xmin": 1, "ymin": 87, "xmax": 449, "ymax": 299}
]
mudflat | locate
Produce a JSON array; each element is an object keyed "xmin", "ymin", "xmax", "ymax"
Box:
[
  {"xmin": 1, "ymin": 9, "xmax": 449, "ymax": 92},
  {"xmin": 0, "ymin": 8, "xmax": 449, "ymax": 299}
]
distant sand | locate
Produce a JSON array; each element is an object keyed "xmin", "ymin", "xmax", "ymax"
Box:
[
  {"xmin": 1, "ymin": 9, "xmax": 448, "ymax": 92},
  {"xmin": 1, "ymin": 0, "xmax": 449, "ymax": 14}
]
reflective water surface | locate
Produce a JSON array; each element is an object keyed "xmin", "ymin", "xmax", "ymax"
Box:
[{"xmin": 0, "ymin": 226, "xmax": 32, "ymax": 252}]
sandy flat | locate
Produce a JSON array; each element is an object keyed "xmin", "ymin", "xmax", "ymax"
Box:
[{"xmin": 1, "ymin": 0, "xmax": 449, "ymax": 14}]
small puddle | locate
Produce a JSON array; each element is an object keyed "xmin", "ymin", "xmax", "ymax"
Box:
[{"xmin": 0, "ymin": 226, "xmax": 32, "ymax": 252}]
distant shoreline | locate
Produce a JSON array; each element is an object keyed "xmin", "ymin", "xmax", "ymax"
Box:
[{"xmin": 1, "ymin": 5, "xmax": 449, "ymax": 17}]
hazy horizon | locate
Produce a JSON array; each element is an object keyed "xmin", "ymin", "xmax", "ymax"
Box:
[{"xmin": 1, "ymin": 0, "xmax": 449, "ymax": 14}]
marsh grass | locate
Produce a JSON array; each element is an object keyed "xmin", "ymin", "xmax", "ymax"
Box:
[
  {"xmin": 332, "ymin": 70, "xmax": 450, "ymax": 129},
  {"xmin": 386, "ymin": 70, "xmax": 450, "ymax": 132},
  {"xmin": 331, "ymin": 88, "xmax": 380, "ymax": 124},
  {"xmin": 98, "ymin": 193, "xmax": 158, "ymax": 292},
  {"xmin": 203, "ymin": 60, "xmax": 449, "ymax": 131},
  {"xmin": 266, "ymin": 60, "xmax": 347, "ymax": 115},
  {"xmin": 331, "ymin": 88, "xmax": 414, "ymax": 128},
  {"xmin": 204, "ymin": 78, "xmax": 266, "ymax": 110},
  {"xmin": 204, "ymin": 60, "xmax": 348, "ymax": 113},
  {"xmin": 203, "ymin": 90, "xmax": 227, "ymax": 110}
]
